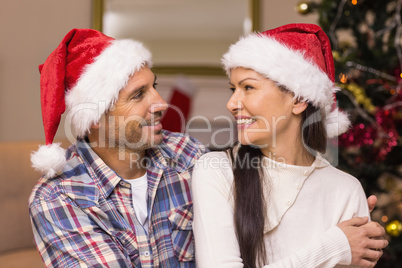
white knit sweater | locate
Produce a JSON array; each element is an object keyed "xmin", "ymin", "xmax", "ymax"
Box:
[{"xmin": 192, "ymin": 151, "xmax": 369, "ymax": 268}]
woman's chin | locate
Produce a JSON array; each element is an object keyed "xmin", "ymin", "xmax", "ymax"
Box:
[{"xmin": 238, "ymin": 134, "xmax": 268, "ymax": 148}]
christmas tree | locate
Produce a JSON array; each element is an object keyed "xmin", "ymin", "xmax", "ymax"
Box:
[{"xmin": 297, "ymin": 0, "xmax": 402, "ymax": 266}]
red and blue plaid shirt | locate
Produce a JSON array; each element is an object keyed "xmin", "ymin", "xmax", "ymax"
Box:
[{"xmin": 29, "ymin": 131, "xmax": 207, "ymax": 267}]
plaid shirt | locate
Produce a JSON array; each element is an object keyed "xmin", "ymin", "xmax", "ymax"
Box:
[{"xmin": 29, "ymin": 131, "xmax": 207, "ymax": 268}]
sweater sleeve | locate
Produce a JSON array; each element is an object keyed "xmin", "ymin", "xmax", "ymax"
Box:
[
  {"xmin": 192, "ymin": 153, "xmax": 352, "ymax": 268},
  {"xmin": 262, "ymin": 226, "xmax": 351, "ymax": 267},
  {"xmin": 338, "ymin": 177, "xmax": 371, "ymax": 222},
  {"xmin": 193, "ymin": 153, "xmax": 243, "ymax": 268}
]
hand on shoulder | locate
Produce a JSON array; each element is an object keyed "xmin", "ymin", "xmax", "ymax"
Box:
[{"xmin": 338, "ymin": 217, "xmax": 388, "ymax": 268}]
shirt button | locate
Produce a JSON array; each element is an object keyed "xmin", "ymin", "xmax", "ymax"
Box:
[
  {"xmin": 286, "ymin": 200, "xmax": 292, "ymax": 206},
  {"xmin": 119, "ymin": 181, "xmax": 126, "ymax": 186},
  {"xmin": 188, "ymin": 220, "xmax": 193, "ymax": 226},
  {"xmin": 303, "ymin": 170, "xmax": 309, "ymax": 176},
  {"xmin": 143, "ymin": 251, "xmax": 150, "ymax": 257},
  {"xmin": 295, "ymin": 183, "xmax": 301, "ymax": 190}
]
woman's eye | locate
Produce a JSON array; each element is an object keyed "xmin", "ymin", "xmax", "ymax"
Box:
[
  {"xmin": 229, "ymin": 87, "xmax": 235, "ymax": 92},
  {"xmin": 245, "ymin": 85, "xmax": 254, "ymax": 90}
]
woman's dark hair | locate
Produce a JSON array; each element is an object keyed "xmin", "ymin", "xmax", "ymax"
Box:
[
  {"xmin": 229, "ymin": 144, "xmax": 266, "ymax": 268},
  {"xmin": 230, "ymin": 101, "xmax": 326, "ymax": 267},
  {"xmin": 302, "ymin": 104, "xmax": 327, "ymax": 154}
]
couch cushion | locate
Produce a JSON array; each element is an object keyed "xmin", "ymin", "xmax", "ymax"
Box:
[
  {"xmin": 0, "ymin": 247, "xmax": 43, "ymax": 268},
  {"xmin": 0, "ymin": 140, "xmax": 70, "ymax": 254}
]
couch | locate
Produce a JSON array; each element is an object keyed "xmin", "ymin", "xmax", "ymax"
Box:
[{"xmin": 0, "ymin": 140, "xmax": 69, "ymax": 267}]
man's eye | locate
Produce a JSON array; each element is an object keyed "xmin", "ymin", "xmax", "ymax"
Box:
[
  {"xmin": 153, "ymin": 82, "xmax": 158, "ymax": 88},
  {"xmin": 132, "ymin": 91, "xmax": 144, "ymax": 100},
  {"xmin": 245, "ymin": 85, "xmax": 254, "ymax": 90},
  {"xmin": 229, "ymin": 87, "xmax": 235, "ymax": 93}
]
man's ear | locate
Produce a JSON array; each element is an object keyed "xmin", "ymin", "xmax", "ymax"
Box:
[
  {"xmin": 91, "ymin": 122, "xmax": 101, "ymax": 129},
  {"xmin": 292, "ymin": 98, "xmax": 308, "ymax": 115}
]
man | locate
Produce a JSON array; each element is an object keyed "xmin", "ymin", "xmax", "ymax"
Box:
[
  {"xmin": 29, "ymin": 29, "xmax": 386, "ymax": 268},
  {"xmin": 29, "ymin": 29, "xmax": 206, "ymax": 267}
]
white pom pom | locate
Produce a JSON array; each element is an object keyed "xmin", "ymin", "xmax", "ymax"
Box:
[
  {"xmin": 325, "ymin": 108, "xmax": 351, "ymax": 138},
  {"xmin": 31, "ymin": 143, "xmax": 66, "ymax": 179}
]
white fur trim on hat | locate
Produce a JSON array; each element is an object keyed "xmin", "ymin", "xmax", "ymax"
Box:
[
  {"xmin": 65, "ymin": 39, "xmax": 152, "ymax": 137},
  {"xmin": 31, "ymin": 143, "xmax": 66, "ymax": 179}
]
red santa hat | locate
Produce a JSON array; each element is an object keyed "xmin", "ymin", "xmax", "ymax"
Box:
[
  {"xmin": 222, "ymin": 23, "xmax": 350, "ymax": 138},
  {"xmin": 31, "ymin": 28, "xmax": 152, "ymax": 178}
]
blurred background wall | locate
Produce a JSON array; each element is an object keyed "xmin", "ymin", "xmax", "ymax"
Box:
[{"xmin": 0, "ymin": 0, "xmax": 317, "ymax": 143}]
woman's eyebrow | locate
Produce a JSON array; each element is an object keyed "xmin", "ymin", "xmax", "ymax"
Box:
[{"xmin": 238, "ymin": 78, "xmax": 259, "ymax": 85}]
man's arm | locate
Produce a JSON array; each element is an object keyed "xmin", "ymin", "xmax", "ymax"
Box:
[
  {"xmin": 29, "ymin": 198, "xmax": 133, "ymax": 267},
  {"xmin": 335, "ymin": 194, "xmax": 387, "ymax": 267}
]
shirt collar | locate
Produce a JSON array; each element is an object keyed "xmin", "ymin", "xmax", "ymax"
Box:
[
  {"xmin": 76, "ymin": 138, "xmax": 122, "ymax": 198},
  {"xmin": 76, "ymin": 138, "xmax": 172, "ymax": 196},
  {"xmin": 262, "ymin": 152, "xmax": 329, "ymax": 170},
  {"xmin": 312, "ymin": 153, "xmax": 330, "ymax": 169},
  {"xmin": 146, "ymin": 145, "xmax": 168, "ymax": 170}
]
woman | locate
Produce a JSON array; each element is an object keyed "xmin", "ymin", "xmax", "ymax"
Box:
[{"xmin": 192, "ymin": 24, "xmax": 387, "ymax": 267}]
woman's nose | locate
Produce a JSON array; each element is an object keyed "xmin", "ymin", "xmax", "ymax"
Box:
[{"xmin": 226, "ymin": 90, "xmax": 243, "ymax": 113}]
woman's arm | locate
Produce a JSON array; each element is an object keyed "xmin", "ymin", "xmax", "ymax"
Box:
[{"xmin": 193, "ymin": 153, "xmax": 243, "ymax": 268}]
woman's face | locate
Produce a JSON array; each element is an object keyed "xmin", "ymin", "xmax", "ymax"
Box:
[{"xmin": 227, "ymin": 67, "xmax": 302, "ymax": 149}]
